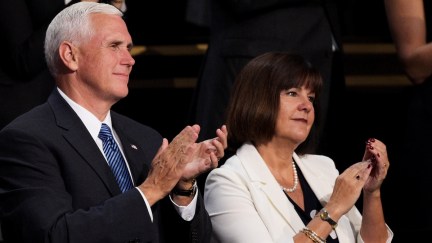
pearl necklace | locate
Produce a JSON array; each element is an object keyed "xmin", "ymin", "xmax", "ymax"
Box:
[{"xmin": 280, "ymin": 160, "xmax": 298, "ymax": 193}]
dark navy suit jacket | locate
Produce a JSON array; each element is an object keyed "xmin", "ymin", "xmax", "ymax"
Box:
[{"xmin": 0, "ymin": 90, "xmax": 211, "ymax": 243}]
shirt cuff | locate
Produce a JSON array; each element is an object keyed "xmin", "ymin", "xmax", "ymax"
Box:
[
  {"xmin": 136, "ymin": 187, "xmax": 154, "ymax": 222},
  {"xmin": 169, "ymin": 189, "xmax": 198, "ymax": 221}
]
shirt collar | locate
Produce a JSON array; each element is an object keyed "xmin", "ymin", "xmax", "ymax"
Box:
[{"xmin": 57, "ymin": 87, "xmax": 112, "ymax": 140}]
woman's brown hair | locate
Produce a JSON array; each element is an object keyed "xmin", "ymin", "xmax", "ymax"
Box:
[{"xmin": 225, "ymin": 52, "xmax": 323, "ymax": 155}]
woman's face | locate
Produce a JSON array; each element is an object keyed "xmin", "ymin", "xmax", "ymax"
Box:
[{"xmin": 274, "ymin": 86, "xmax": 315, "ymax": 145}]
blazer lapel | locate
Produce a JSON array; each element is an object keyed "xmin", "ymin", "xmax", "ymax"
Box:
[
  {"xmin": 48, "ymin": 90, "xmax": 121, "ymax": 195},
  {"xmin": 237, "ymin": 143, "xmax": 305, "ymax": 233}
]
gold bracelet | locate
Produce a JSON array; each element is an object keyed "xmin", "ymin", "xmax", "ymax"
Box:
[{"xmin": 300, "ymin": 227, "xmax": 326, "ymax": 243}]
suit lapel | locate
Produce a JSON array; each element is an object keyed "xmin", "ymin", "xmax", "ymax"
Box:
[{"xmin": 48, "ymin": 90, "xmax": 121, "ymax": 195}]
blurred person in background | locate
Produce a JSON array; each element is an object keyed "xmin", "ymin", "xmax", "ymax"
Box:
[{"xmin": 384, "ymin": 0, "xmax": 432, "ymax": 240}]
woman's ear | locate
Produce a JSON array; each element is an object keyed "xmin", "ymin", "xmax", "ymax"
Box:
[{"xmin": 59, "ymin": 41, "xmax": 78, "ymax": 71}]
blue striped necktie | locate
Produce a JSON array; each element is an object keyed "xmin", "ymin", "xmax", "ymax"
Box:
[{"xmin": 98, "ymin": 123, "xmax": 133, "ymax": 193}]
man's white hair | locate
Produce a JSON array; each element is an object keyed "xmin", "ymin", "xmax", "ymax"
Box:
[{"xmin": 44, "ymin": 2, "xmax": 123, "ymax": 76}]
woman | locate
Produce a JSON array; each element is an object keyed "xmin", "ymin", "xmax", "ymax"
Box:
[{"xmin": 204, "ymin": 52, "xmax": 393, "ymax": 243}]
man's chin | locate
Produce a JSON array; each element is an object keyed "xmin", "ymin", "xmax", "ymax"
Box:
[{"xmin": 112, "ymin": 89, "xmax": 129, "ymax": 103}]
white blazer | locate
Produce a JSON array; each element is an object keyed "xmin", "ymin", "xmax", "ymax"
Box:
[{"xmin": 204, "ymin": 143, "xmax": 393, "ymax": 243}]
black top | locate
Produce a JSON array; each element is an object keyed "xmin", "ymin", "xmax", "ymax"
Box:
[{"xmin": 284, "ymin": 162, "xmax": 339, "ymax": 243}]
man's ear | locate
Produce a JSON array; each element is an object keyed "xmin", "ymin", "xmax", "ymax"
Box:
[{"xmin": 59, "ymin": 41, "xmax": 78, "ymax": 71}]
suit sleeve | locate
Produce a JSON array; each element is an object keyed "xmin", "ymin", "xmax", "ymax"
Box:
[
  {"xmin": 159, "ymin": 190, "xmax": 212, "ymax": 243},
  {"xmin": 0, "ymin": 127, "xmax": 157, "ymax": 243}
]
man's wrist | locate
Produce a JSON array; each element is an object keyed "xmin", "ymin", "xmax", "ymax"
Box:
[{"xmin": 172, "ymin": 179, "xmax": 197, "ymax": 197}]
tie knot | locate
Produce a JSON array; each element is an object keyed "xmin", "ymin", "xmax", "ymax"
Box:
[{"xmin": 98, "ymin": 123, "xmax": 113, "ymax": 141}]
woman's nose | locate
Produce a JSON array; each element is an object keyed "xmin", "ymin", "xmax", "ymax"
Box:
[{"xmin": 298, "ymin": 96, "xmax": 313, "ymax": 112}]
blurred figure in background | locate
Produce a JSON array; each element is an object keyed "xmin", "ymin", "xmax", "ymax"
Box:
[{"xmin": 384, "ymin": 0, "xmax": 432, "ymax": 240}]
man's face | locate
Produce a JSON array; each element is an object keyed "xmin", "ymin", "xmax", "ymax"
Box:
[{"xmin": 75, "ymin": 13, "xmax": 135, "ymax": 105}]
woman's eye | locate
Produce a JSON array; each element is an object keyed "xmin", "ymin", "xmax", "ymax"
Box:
[
  {"xmin": 308, "ymin": 96, "xmax": 315, "ymax": 102},
  {"xmin": 286, "ymin": 91, "xmax": 296, "ymax": 96}
]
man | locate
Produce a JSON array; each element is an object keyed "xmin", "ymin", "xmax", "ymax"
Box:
[{"xmin": 0, "ymin": 2, "xmax": 227, "ymax": 243}]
